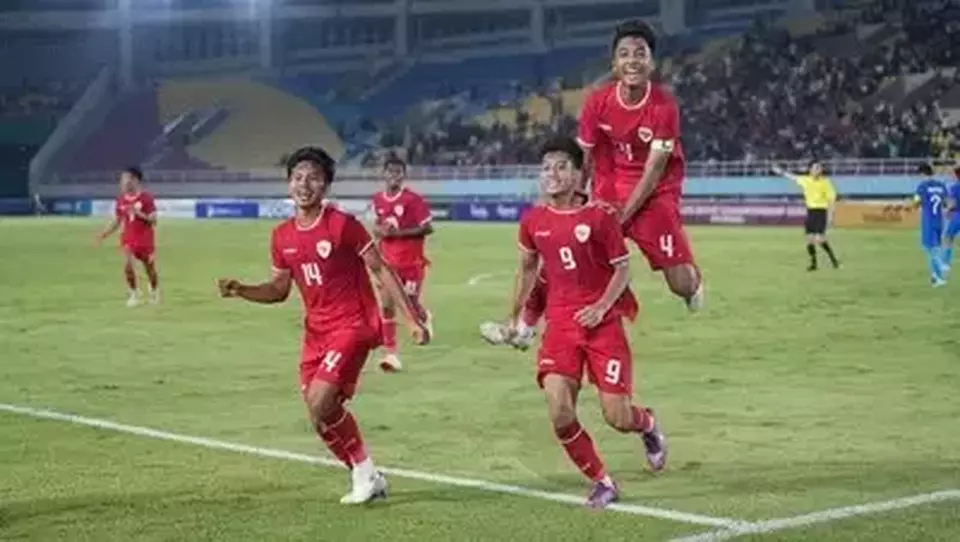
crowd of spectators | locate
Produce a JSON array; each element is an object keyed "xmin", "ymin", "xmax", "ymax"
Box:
[
  {"xmin": 0, "ymin": 79, "xmax": 84, "ymax": 119},
  {"xmin": 366, "ymin": 0, "xmax": 959, "ymax": 167}
]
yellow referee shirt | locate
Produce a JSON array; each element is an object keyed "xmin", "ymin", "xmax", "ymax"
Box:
[{"xmin": 795, "ymin": 175, "xmax": 837, "ymax": 209}]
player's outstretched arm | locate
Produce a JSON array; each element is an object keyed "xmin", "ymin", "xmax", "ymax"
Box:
[
  {"xmin": 575, "ymin": 260, "xmax": 631, "ymax": 329},
  {"xmin": 217, "ymin": 269, "xmax": 291, "ymax": 304},
  {"xmin": 362, "ymin": 246, "xmax": 429, "ymax": 345},
  {"xmin": 508, "ymin": 248, "xmax": 540, "ymax": 328},
  {"xmin": 771, "ymin": 164, "xmax": 800, "ymax": 183},
  {"xmin": 620, "ymin": 146, "xmax": 670, "ymax": 224},
  {"xmin": 95, "ymin": 217, "xmax": 120, "ymax": 245}
]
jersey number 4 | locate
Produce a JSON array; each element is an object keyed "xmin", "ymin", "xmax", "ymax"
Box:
[{"xmin": 659, "ymin": 234, "xmax": 675, "ymax": 257}]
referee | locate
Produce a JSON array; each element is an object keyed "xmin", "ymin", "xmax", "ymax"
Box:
[{"xmin": 772, "ymin": 160, "xmax": 841, "ymax": 271}]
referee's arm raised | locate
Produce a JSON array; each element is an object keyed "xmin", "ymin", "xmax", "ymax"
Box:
[{"xmin": 771, "ymin": 164, "xmax": 801, "ymax": 183}]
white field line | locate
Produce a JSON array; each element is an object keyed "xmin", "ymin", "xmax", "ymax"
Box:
[
  {"xmin": 670, "ymin": 489, "xmax": 960, "ymax": 542},
  {"xmin": 466, "ymin": 273, "xmax": 500, "ymax": 286},
  {"xmin": 0, "ymin": 403, "xmax": 738, "ymax": 528}
]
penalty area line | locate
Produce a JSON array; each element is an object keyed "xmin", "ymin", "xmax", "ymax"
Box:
[
  {"xmin": 670, "ymin": 489, "xmax": 960, "ymax": 542},
  {"xmin": 0, "ymin": 403, "xmax": 739, "ymax": 528}
]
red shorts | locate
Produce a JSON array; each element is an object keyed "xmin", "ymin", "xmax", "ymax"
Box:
[
  {"xmin": 389, "ymin": 263, "xmax": 427, "ymax": 300},
  {"xmin": 121, "ymin": 243, "xmax": 154, "ymax": 263},
  {"xmin": 299, "ymin": 326, "xmax": 379, "ymax": 399},
  {"xmin": 536, "ymin": 317, "xmax": 633, "ymax": 396},
  {"xmin": 623, "ymin": 195, "xmax": 695, "ymax": 271}
]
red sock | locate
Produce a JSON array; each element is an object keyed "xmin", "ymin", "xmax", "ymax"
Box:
[
  {"xmin": 317, "ymin": 426, "xmax": 353, "ymax": 469},
  {"xmin": 381, "ymin": 319, "xmax": 398, "ymax": 353},
  {"xmin": 322, "ymin": 407, "xmax": 369, "ymax": 465},
  {"xmin": 554, "ymin": 420, "xmax": 607, "ymax": 482},
  {"xmin": 123, "ymin": 263, "xmax": 137, "ymax": 290},
  {"xmin": 144, "ymin": 261, "xmax": 159, "ymax": 290},
  {"xmin": 631, "ymin": 406, "xmax": 655, "ymax": 433}
]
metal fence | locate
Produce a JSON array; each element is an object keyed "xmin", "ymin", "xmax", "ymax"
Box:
[{"xmin": 50, "ymin": 157, "xmax": 940, "ymax": 184}]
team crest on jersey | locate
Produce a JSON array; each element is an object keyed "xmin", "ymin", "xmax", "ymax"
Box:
[
  {"xmin": 384, "ymin": 216, "xmax": 400, "ymax": 229},
  {"xmin": 394, "ymin": 204, "xmax": 404, "ymax": 217},
  {"xmin": 315, "ymin": 240, "xmax": 332, "ymax": 259},
  {"xmin": 574, "ymin": 224, "xmax": 591, "ymax": 243},
  {"xmin": 637, "ymin": 127, "xmax": 653, "ymax": 143}
]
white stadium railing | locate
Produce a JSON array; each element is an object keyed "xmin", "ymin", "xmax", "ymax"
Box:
[{"xmin": 49, "ymin": 157, "xmax": 940, "ymax": 184}]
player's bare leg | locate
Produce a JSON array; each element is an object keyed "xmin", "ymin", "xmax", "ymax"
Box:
[
  {"xmin": 543, "ymin": 374, "xmax": 619, "ymax": 508},
  {"xmin": 122, "ymin": 250, "xmax": 141, "ymax": 307},
  {"xmin": 143, "ymin": 256, "xmax": 160, "ymax": 304},
  {"xmin": 599, "ymin": 392, "xmax": 667, "ymax": 472},
  {"xmin": 662, "ymin": 263, "xmax": 704, "ymax": 312},
  {"xmin": 304, "ymin": 380, "xmax": 386, "ymax": 504},
  {"xmin": 378, "ymin": 290, "xmax": 402, "ymax": 372}
]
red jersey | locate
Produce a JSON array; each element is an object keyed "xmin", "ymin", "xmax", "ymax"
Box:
[
  {"xmin": 270, "ymin": 204, "xmax": 382, "ymax": 336},
  {"xmin": 372, "ymin": 187, "xmax": 432, "ymax": 267},
  {"xmin": 518, "ymin": 203, "xmax": 638, "ymax": 324},
  {"xmin": 577, "ymin": 81, "xmax": 686, "ymax": 204},
  {"xmin": 115, "ymin": 191, "xmax": 156, "ymax": 248}
]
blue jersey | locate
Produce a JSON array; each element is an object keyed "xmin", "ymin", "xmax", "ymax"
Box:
[
  {"xmin": 948, "ymin": 182, "xmax": 960, "ymax": 238},
  {"xmin": 915, "ymin": 179, "xmax": 947, "ymax": 247}
]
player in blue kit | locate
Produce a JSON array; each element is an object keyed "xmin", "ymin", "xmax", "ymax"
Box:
[
  {"xmin": 913, "ymin": 164, "xmax": 948, "ymax": 287},
  {"xmin": 942, "ymin": 166, "xmax": 960, "ymax": 271}
]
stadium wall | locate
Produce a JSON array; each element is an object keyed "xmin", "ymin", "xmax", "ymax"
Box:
[{"xmin": 12, "ymin": 195, "xmax": 925, "ymax": 230}]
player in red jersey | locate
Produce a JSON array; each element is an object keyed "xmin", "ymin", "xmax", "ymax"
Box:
[
  {"xmin": 95, "ymin": 167, "xmax": 160, "ymax": 307},
  {"xmin": 217, "ymin": 147, "xmax": 429, "ymax": 505},
  {"xmin": 370, "ymin": 156, "xmax": 434, "ymax": 373},
  {"xmin": 578, "ymin": 20, "xmax": 704, "ymax": 311},
  {"xmin": 503, "ymin": 137, "xmax": 667, "ymax": 508}
]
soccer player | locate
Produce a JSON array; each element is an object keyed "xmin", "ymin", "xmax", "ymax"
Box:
[
  {"xmin": 370, "ymin": 156, "xmax": 434, "ymax": 372},
  {"xmin": 771, "ymin": 161, "xmax": 841, "ymax": 271},
  {"xmin": 577, "ymin": 20, "xmax": 704, "ymax": 311},
  {"xmin": 503, "ymin": 136, "xmax": 666, "ymax": 508},
  {"xmin": 95, "ymin": 167, "xmax": 160, "ymax": 306},
  {"xmin": 943, "ymin": 166, "xmax": 960, "ymax": 270},
  {"xmin": 216, "ymin": 147, "xmax": 429, "ymax": 504},
  {"xmin": 912, "ymin": 164, "xmax": 948, "ymax": 286}
]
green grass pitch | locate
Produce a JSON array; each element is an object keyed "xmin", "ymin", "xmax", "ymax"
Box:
[{"xmin": 1, "ymin": 217, "xmax": 959, "ymax": 541}]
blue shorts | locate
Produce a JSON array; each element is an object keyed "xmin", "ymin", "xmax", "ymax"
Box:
[
  {"xmin": 921, "ymin": 226, "xmax": 943, "ymax": 249},
  {"xmin": 946, "ymin": 219, "xmax": 960, "ymax": 240}
]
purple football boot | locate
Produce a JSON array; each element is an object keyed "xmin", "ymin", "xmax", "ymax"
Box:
[
  {"xmin": 585, "ymin": 479, "xmax": 619, "ymax": 509},
  {"xmin": 640, "ymin": 408, "xmax": 668, "ymax": 472}
]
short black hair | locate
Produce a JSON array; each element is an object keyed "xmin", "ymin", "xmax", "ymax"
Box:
[
  {"xmin": 383, "ymin": 155, "xmax": 407, "ymax": 171},
  {"xmin": 123, "ymin": 166, "xmax": 143, "ymax": 181},
  {"xmin": 611, "ymin": 19, "xmax": 657, "ymax": 56},
  {"xmin": 540, "ymin": 137, "xmax": 584, "ymax": 170},
  {"xmin": 918, "ymin": 163, "xmax": 934, "ymax": 176},
  {"xmin": 285, "ymin": 146, "xmax": 336, "ymax": 183}
]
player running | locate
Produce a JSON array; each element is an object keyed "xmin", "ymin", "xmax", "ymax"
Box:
[
  {"xmin": 942, "ymin": 166, "xmax": 960, "ymax": 270},
  {"xmin": 217, "ymin": 147, "xmax": 429, "ymax": 504},
  {"xmin": 577, "ymin": 20, "xmax": 703, "ymax": 311},
  {"xmin": 95, "ymin": 167, "xmax": 160, "ymax": 307},
  {"xmin": 913, "ymin": 164, "xmax": 949, "ymax": 287},
  {"xmin": 371, "ymin": 156, "xmax": 434, "ymax": 372},
  {"xmin": 502, "ymin": 136, "xmax": 666, "ymax": 508}
]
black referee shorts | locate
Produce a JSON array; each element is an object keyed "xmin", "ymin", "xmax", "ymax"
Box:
[{"xmin": 804, "ymin": 209, "xmax": 828, "ymax": 235}]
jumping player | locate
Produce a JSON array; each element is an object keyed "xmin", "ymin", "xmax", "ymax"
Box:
[
  {"xmin": 217, "ymin": 147, "xmax": 429, "ymax": 504},
  {"xmin": 371, "ymin": 156, "xmax": 434, "ymax": 372},
  {"xmin": 503, "ymin": 136, "xmax": 666, "ymax": 508},
  {"xmin": 913, "ymin": 163, "xmax": 948, "ymax": 286},
  {"xmin": 95, "ymin": 167, "xmax": 160, "ymax": 307},
  {"xmin": 577, "ymin": 20, "xmax": 703, "ymax": 311}
]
